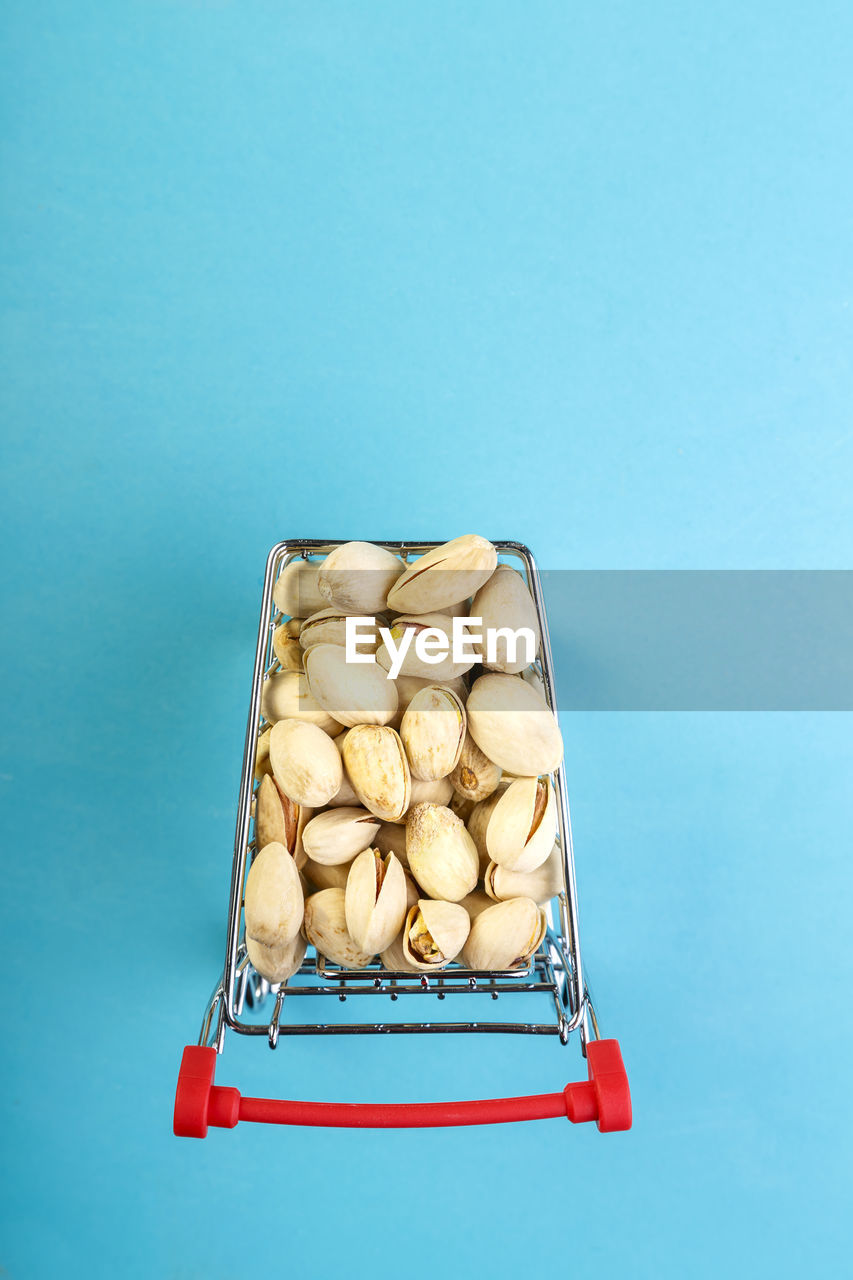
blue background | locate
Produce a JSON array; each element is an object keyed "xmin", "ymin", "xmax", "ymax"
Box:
[{"xmin": 2, "ymin": 2, "xmax": 852, "ymax": 1276}]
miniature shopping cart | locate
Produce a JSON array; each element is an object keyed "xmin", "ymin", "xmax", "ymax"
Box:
[{"xmin": 173, "ymin": 540, "xmax": 631, "ymax": 1137}]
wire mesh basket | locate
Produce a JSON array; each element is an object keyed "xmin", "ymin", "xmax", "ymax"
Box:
[{"xmin": 174, "ymin": 539, "xmax": 631, "ymax": 1136}]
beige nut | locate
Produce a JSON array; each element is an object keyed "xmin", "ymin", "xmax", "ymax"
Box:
[
  {"xmin": 485, "ymin": 776, "xmax": 557, "ymax": 873},
  {"xmin": 466, "ymin": 673, "xmax": 563, "ymax": 776},
  {"xmin": 379, "ymin": 931, "xmax": 418, "ymax": 972},
  {"xmin": 260, "ymin": 671, "xmax": 342, "ymax": 736},
  {"xmin": 467, "ymin": 782, "xmax": 511, "ymax": 867},
  {"xmin": 246, "ymin": 932, "xmax": 307, "ymax": 984},
  {"xmin": 244, "ymin": 841, "xmax": 304, "ymax": 949},
  {"xmin": 405, "ymin": 775, "xmax": 454, "ymax": 813},
  {"xmin": 484, "ymin": 843, "xmax": 564, "ymax": 904},
  {"xmin": 299, "ymin": 608, "xmax": 383, "ymax": 654},
  {"xmin": 272, "ymin": 625, "xmax": 305, "ymax": 671},
  {"xmin": 302, "ymin": 857, "xmax": 352, "ymax": 892},
  {"xmin": 386, "ymin": 535, "xmax": 497, "ymax": 614},
  {"xmin": 470, "ymin": 564, "xmax": 541, "ymax": 674},
  {"xmin": 254, "ymin": 726, "xmax": 274, "ymax": 781},
  {"xmin": 405, "ymin": 803, "xmax": 479, "ymax": 902},
  {"xmin": 255, "ymin": 774, "xmax": 311, "ymax": 869},
  {"xmin": 269, "ymin": 718, "xmax": 343, "ymax": 808},
  {"xmin": 373, "ymin": 821, "xmax": 409, "ymax": 866},
  {"xmin": 317, "ymin": 541, "xmax": 405, "ymax": 614},
  {"xmin": 342, "ymin": 725, "xmax": 411, "ymax": 822},
  {"xmin": 345, "ymin": 849, "xmax": 408, "ymax": 954},
  {"xmin": 402, "ymin": 899, "xmax": 471, "ymax": 971},
  {"xmin": 302, "ymin": 887, "xmax": 374, "ymax": 968},
  {"xmin": 457, "ymin": 888, "xmax": 494, "ymax": 920},
  {"xmin": 273, "ymin": 557, "xmax": 327, "ymax": 619},
  {"xmin": 304, "ymin": 643, "xmax": 398, "ymax": 728},
  {"xmin": 301, "ymin": 807, "xmax": 381, "ymax": 866},
  {"xmin": 376, "ymin": 614, "xmax": 477, "ymax": 682},
  {"xmin": 461, "ymin": 897, "xmax": 547, "ymax": 971},
  {"xmin": 388, "ymin": 673, "xmax": 468, "ymax": 730},
  {"xmin": 400, "ymin": 685, "xmax": 467, "ymax": 781},
  {"xmin": 448, "ymin": 731, "xmax": 502, "ymax": 802}
]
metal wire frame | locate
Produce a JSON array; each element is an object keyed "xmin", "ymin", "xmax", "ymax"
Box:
[{"xmin": 205, "ymin": 539, "xmax": 595, "ymax": 1054}]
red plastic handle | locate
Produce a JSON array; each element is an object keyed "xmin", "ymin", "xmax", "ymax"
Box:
[{"xmin": 173, "ymin": 1039, "xmax": 631, "ymax": 1137}]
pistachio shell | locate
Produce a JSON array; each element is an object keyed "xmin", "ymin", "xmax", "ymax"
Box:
[
  {"xmin": 470, "ymin": 565, "xmax": 541, "ymax": 674},
  {"xmin": 457, "ymin": 888, "xmax": 494, "ymax": 920},
  {"xmin": 304, "ymin": 644, "xmax": 398, "ymax": 728},
  {"xmin": 254, "ymin": 726, "xmax": 274, "ymax": 781},
  {"xmin": 484, "ymin": 843, "xmax": 564, "ymax": 904},
  {"xmin": 301, "ymin": 807, "xmax": 381, "ymax": 866},
  {"xmin": 467, "ymin": 782, "xmax": 511, "ymax": 866},
  {"xmin": 406, "ymin": 775, "xmax": 454, "ymax": 812},
  {"xmin": 342, "ymin": 725, "xmax": 411, "ymax": 822},
  {"xmin": 345, "ymin": 849, "xmax": 407, "ymax": 954},
  {"xmin": 302, "ymin": 858, "xmax": 351, "ymax": 892},
  {"xmin": 273, "ymin": 557, "xmax": 327, "ymax": 619},
  {"xmin": 466, "ymin": 673, "xmax": 563, "ymax": 776},
  {"xmin": 261, "ymin": 671, "xmax": 342, "ymax": 736},
  {"xmin": 303, "ymin": 887, "xmax": 374, "ymax": 968},
  {"xmin": 405, "ymin": 803, "xmax": 479, "ymax": 902},
  {"xmin": 255, "ymin": 774, "xmax": 301, "ymax": 859},
  {"xmin": 376, "ymin": 613, "xmax": 477, "ymax": 682},
  {"xmin": 379, "ymin": 931, "xmax": 418, "ymax": 972},
  {"xmin": 273, "ymin": 625, "xmax": 305, "ymax": 671},
  {"xmin": 449, "ymin": 790, "xmax": 476, "ymax": 823},
  {"xmin": 373, "ymin": 821, "xmax": 409, "ymax": 866},
  {"xmin": 402, "ymin": 899, "xmax": 471, "ymax": 970},
  {"xmin": 300, "ymin": 608, "xmax": 384, "ymax": 654},
  {"xmin": 388, "ymin": 673, "xmax": 468, "ymax": 730},
  {"xmin": 386, "ymin": 535, "xmax": 497, "ymax": 614},
  {"xmin": 325, "ymin": 731, "xmax": 360, "ymax": 807},
  {"xmin": 244, "ymin": 841, "xmax": 304, "ymax": 948},
  {"xmin": 461, "ymin": 897, "xmax": 547, "ymax": 971},
  {"xmin": 400, "ymin": 685, "xmax": 467, "ymax": 781},
  {"xmin": 448, "ymin": 731, "xmax": 502, "ymax": 802},
  {"xmin": 284, "ymin": 617, "xmax": 303, "ymax": 638},
  {"xmin": 269, "ymin": 718, "xmax": 343, "ymax": 808},
  {"xmin": 317, "ymin": 542, "xmax": 405, "ymax": 614},
  {"xmin": 485, "ymin": 776, "xmax": 557, "ymax": 873},
  {"xmin": 246, "ymin": 932, "xmax": 307, "ymax": 984}
]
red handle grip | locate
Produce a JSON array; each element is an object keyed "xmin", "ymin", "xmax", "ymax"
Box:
[{"xmin": 174, "ymin": 1039, "xmax": 631, "ymax": 1138}]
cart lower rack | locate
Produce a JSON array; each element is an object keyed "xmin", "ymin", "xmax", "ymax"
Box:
[{"xmin": 173, "ymin": 539, "xmax": 631, "ymax": 1136}]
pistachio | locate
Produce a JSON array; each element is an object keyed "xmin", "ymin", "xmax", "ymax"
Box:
[
  {"xmin": 386, "ymin": 535, "xmax": 497, "ymax": 614},
  {"xmin": 457, "ymin": 888, "xmax": 494, "ymax": 920},
  {"xmin": 405, "ymin": 803, "xmax": 479, "ymax": 902},
  {"xmin": 284, "ymin": 617, "xmax": 303, "ymax": 638},
  {"xmin": 373, "ymin": 821, "xmax": 409, "ymax": 866},
  {"xmin": 300, "ymin": 608, "xmax": 384, "ymax": 654},
  {"xmin": 402, "ymin": 899, "xmax": 470, "ymax": 971},
  {"xmin": 379, "ymin": 931, "xmax": 418, "ymax": 972},
  {"xmin": 470, "ymin": 564, "xmax": 541, "ymax": 674},
  {"xmin": 485, "ymin": 776, "xmax": 557, "ymax": 873},
  {"xmin": 448, "ymin": 731, "xmax": 502, "ymax": 802},
  {"xmin": 484, "ymin": 843, "xmax": 564, "ymax": 904},
  {"xmin": 317, "ymin": 541, "xmax": 405, "ymax": 614},
  {"xmin": 246, "ymin": 931, "xmax": 307, "ymax": 984},
  {"xmin": 345, "ymin": 849, "xmax": 407, "ymax": 954},
  {"xmin": 342, "ymin": 725, "xmax": 411, "ymax": 822},
  {"xmin": 388, "ymin": 673, "xmax": 467, "ymax": 730},
  {"xmin": 302, "ymin": 858, "xmax": 351, "ymax": 892},
  {"xmin": 273, "ymin": 625, "xmax": 305, "ymax": 671},
  {"xmin": 273, "ymin": 557, "xmax": 327, "ymax": 619},
  {"xmin": 244, "ymin": 841, "xmax": 304, "ymax": 948},
  {"xmin": 261, "ymin": 671, "xmax": 342, "ymax": 736},
  {"xmin": 461, "ymin": 897, "xmax": 547, "ymax": 971},
  {"xmin": 466, "ymin": 783, "xmax": 511, "ymax": 866},
  {"xmin": 400, "ymin": 685, "xmax": 467, "ymax": 781},
  {"xmin": 255, "ymin": 774, "xmax": 310, "ymax": 869},
  {"xmin": 254, "ymin": 726, "xmax": 274, "ymax": 781},
  {"xmin": 269, "ymin": 718, "xmax": 343, "ymax": 808},
  {"xmin": 376, "ymin": 613, "xmax": 477, "ymax": 682},
  {"xmin": 466, "ymin": 673, "xmax": 563, "ymax": 776},
  {"xmin": 302, "ymin": 887, "xmax": 374, "ymax": 968},
  {"xmin": 304, "ymin": 643, "xmax": 398, "ymax": 728},
  {"xmin": 301, "ymin": 806, "xmax": 381, "ymax": 866},
  {"xmin": 407, "ymin": 775, "xmax": 454, "ymax": 812},
  {"xmin": 449, "ymin": 790, "xmax": 476, "ymax": 824}
]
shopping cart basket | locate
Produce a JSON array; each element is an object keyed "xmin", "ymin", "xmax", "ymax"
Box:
[{"xmin": 173, "ymin": 540, "xmax": 631, "ymax": 1136}]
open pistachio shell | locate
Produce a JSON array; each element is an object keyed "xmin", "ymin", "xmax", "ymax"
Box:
[
  {"xmin": 484, "ymin": 843, "xmax": 564, "ymax": 904},
  {"xmin": 402, "ymin": 899, "xmax": 471, "ymax": 971},
  {"xmin": 400, "ymin": 685, "xmax": 467, "ymax": 781},
  {"xmin": 405, "ymin": 803, "xmax": 479, "ymax": 902},
  {"xmin": 342, "ymin": 725, "xmax": 411, "ymax": 822},
  {"xmin": 388, "ymin": 673, "xmax": 468, "ymax": 730},
  {"xmin": 317, "ymin": 541, "xmax": 405, "ymax": 614},
  {"xmin": 273, "ymin": 557, "xmax": 327, "ymax": 619},
  {"xmin": 485, "ymin": 776, "xmax": 557, "ymax": 873},
  {"xmin": 244, "ymin": 841, "xmax": 304, "ymax": 948},
  {"xmin": 345, "ymin": 849, "xmax": 408, "ymax": 954},
  {"xmin": 269, "ymin": 718, "xmax": 343, "ymax": 808},
  {"xmin": 261, "ymin": 671, "xmax": 342, "ymax": 737},
  {"xmin": 386, "ymin": 535, "xmax": 497, "ymax": 614},
  {"xmin": 470, "ymin": 565, "xmax": 541, "ymax": 674},
  {"xmin": 301, "ymin": 807, "xmax": 381, "ymax": 866},
  {"xmin": 246, "ymin": 932, "xmax": 307, "ymax": 984},
  {"xmin": 304, "ymin": 643, "xmax": 398, "ymax": 728},
  {"xmin": 255, "ymin": 774, "xmax": 305, "ymax": 866},
  {"xmin": 303, "ymin": 887, "xmax": 374, "ymax": 968},
  {"xmin": 461, "ymin": 897, "xmax": 547, "ymax": 971},
  {"xmin": 376, "ymin": 614, "xmax": 477, "ymax": 682},
  {"xmin": 466, "ymin": 673, "xmax": 563, "ymax": 776},
  {"xmin": 448, "ymin": 731, "xmax": 502, "ymax": 802}
]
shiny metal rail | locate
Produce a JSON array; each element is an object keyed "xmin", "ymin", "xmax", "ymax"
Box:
[{"xmin": 211, "ymin": 539, "xmax": 595, "ymax": 1054}]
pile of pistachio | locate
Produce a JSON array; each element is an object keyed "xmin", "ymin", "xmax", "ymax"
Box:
[{"xmin": 247, "ymin": 535, "xmax": 565, "ymax": 984}]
